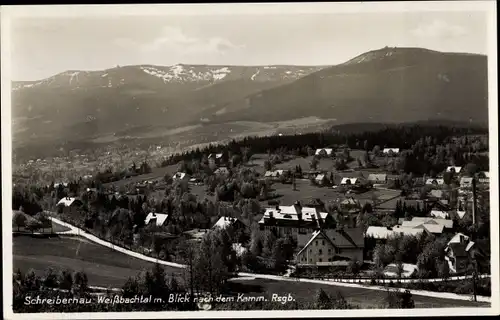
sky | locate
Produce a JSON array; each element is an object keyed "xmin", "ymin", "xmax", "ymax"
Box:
[{"xmin": 9, "ymin": 8, "xmax": 489, "ymax": 81}]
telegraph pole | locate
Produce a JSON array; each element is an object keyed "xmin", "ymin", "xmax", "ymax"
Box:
[
  {"xmin": 471, "ymin": 175, "xmax": 478, "ymax": 302},
  {"xmin": 472, "ymin": 176, "xmax": 477, "ymax": 231}
]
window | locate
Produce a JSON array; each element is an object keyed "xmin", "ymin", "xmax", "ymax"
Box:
[
  {"xmin": 315, "ymin": 241, "xmax": 318, "ymax": 246},
  {"xmin": 328, "ymin": 248, "xmax": 332, "ymax": 254},
  {"xmin": 319, "ymin": 249, "xmax": 323, "ymax": 255},
  {"xmin": 319, "ymin": 258, "xmax": 322, "ymax": 262},
  {"xmin": 322, "ymin": 240, "xmax": 325, "ymax": 246}
]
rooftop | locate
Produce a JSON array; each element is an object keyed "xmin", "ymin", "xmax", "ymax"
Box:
[{"xmin": 145, "ymin": 212, "xmax": 169, "ymax": 226}]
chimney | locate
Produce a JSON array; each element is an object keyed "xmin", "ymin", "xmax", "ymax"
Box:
[
  {"xmin": 269, "ymin": 211, "xmax": 274, "ymax": 219},
  {"xmin": 460, "ymin": 235, "xmax": 465, "ymax": 244}
]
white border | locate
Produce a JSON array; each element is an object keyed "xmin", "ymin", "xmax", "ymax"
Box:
[{"xmin": 1, "ymin": 1, "xmax": 498, "ymax": 319}]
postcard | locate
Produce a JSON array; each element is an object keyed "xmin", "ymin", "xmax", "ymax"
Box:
[{"xmin": 1, "ymin": 1, "xmax": 498, "ymax": 319}]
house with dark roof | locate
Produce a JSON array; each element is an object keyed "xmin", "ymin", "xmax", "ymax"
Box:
[
  {"xmin": 212, "ymin": 216, "xmax": 247, "ymax": 231},
  {"xmin": 339, "ymin": 197, "xmax": 361, "ymax": 213},
  {"xmin": 258, "ymin": 201, "xmax": 335, "ymax": 239},
  {"xmin": 56, "ymin": 197, "xmax": 83, "ymax": 214},
  {"xmin": 444, "ymin": 233, "xmax": 489, "ymax": 273},
  {"xmin": 445, "ymin": 241, "xmax": 473, "ymax": 274},
  {"xmin": 296, "ymin": 227, "xmax": 364, "ymax": 266}
]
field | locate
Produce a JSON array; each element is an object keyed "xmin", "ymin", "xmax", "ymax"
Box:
[
  {"xmin": 102, "ymin": 163, "xmax": 179, "ymax": 188},
  {"xmin": 263, "ymin": 179, "xmax": 399, "ymax": 207},
  {"xmin": 12, "ymin": 236, "xmax": 489, "ymax": 309},
  {"xmin": 227, "ymin": 278, "xmax": 490, "ymax": 309},
  {"xmin": 13, "ymin": 236, "xmax": 183, "ymax": 288}
]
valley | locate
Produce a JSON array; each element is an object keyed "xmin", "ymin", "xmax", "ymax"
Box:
[{"xmin": 11, "ymin": 47, "xmax": 488, "ymax": 164}]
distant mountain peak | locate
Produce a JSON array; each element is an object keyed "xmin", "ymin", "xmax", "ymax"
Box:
[
  {"xmin": 343, "ymin": 46, "xmax": 439, "ymax": 65},
  {"xmin": 12, "ymin": 64, "xmax": 324, "ymax": 90}
]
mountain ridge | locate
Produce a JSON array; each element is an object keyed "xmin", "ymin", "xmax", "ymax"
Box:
[{"xmin": 11, "ymin": 47, "xmax": 489, "ymax": 159}]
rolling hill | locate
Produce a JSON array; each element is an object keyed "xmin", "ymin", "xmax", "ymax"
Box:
[
  {"xmin": 200, "ymin": 47, "xmax": 488, "ymax": 125},
  {"xmin": 11, "ymin": 47, "xmax": 489, "ymax": 160},
  {"xmin": 11, "ymin": 64, "xmax": 324, "ymax": 148}
]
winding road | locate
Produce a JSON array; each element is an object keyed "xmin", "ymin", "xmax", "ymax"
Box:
[{"xmin": 49, "ymin": 217, "xmax": 491, "ymax": 303}]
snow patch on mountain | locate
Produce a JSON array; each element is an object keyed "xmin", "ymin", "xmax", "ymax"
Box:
[
  {"xmin": 140, "ymin": 65, "xmax": 232, "ymax": 83},
  {"xmin": 69, "ymin": 72, "xmax": 80, "ymax": 85}
]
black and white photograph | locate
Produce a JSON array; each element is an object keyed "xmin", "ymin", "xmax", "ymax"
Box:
[{"xmin": 1, "ymin": 2, "xmax": 498, "ymax": 319}]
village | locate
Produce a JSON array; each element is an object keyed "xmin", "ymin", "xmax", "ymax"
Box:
[{"xmin": 22, "ymin": 136, "xmax": 489, "ymax": 285}]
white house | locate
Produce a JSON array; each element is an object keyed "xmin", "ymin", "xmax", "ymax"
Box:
[
  {"xmin": 446, "ymin": 166, "xmax": 462, "ymax": 174},
  {"xmin": 383, "ymin": 148, "xmax": 400, "ymax": 155},
  {"xmin": 315, "ymin": 174, "xmax": 328, "ymax": 185},
  {"xmin": 447, "ymin": 233, "xmax": 470, "ymax": 246},
  {"xmin": 340, "ymin": 177, "xmax": 358, "ymax": 185},
  {"xmin": 172, "ymin": 172, "xmax": 189, "ymax": 181},
  {"xmin": 425, "ymin": 178, "xmax": 445, "ymax": 186},
  {"xmin": 315, "ymin": 148, "xmax": 334, "ymax": 156},
  {"xmin": 391, "ymin": 225, "xmax": 425, "ymax": 237},
  {"xmin": 456, "ymin": 209, "xmax": 467, "ymax": 220},
  {"xmin": 56, "ymin": 197, "xmax": 83, "ymax": 214},
  {"xmin": 365, "ymin": 226, "xmax": 395, "ymax": 240},
  {"xmin": 401, "ymin": 217, "xmax": 453, "ymax": 235},
  {"xmin": 264, "ymin": 170, "xmax": 285, "ymax": 178},
  {"xmin": 430, "ymin": 210, "xmax": 450, "ymax": 219},
  {"xmin": 53, "ymin": 182, "xmax": 69, "ymax": 188},
  {"xmin": 56, "ymin": 197, "xmax": 82, "ymax": 207},
  {"xmin": 460, "ymin": 177, "xmax": 473, "ymax": 188},
  {"xmin": 145, "ymin": 212, "xmax": 169, "ymax": 227}
]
